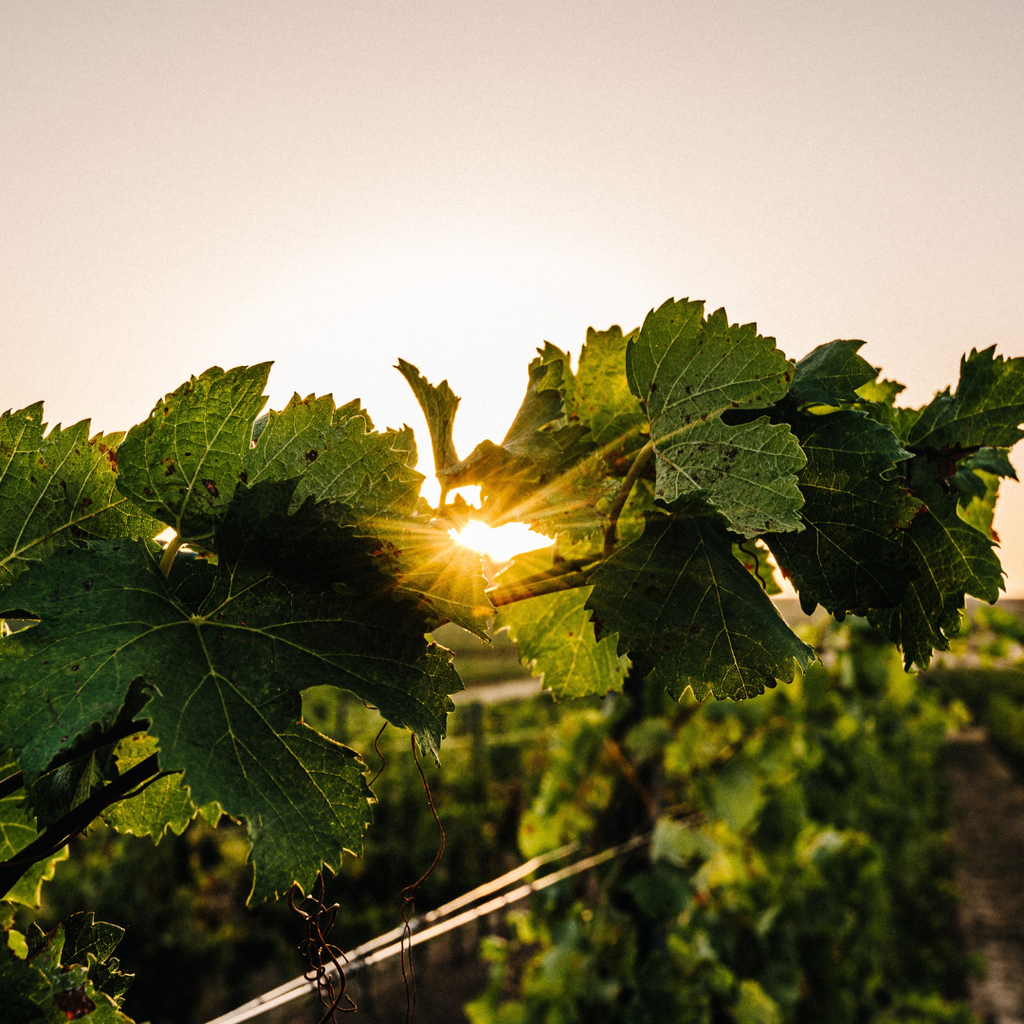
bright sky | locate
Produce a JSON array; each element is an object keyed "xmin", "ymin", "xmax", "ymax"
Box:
[{"xmin": 2, "ymin": 1, "xmax": 1023, "ymax": 588}]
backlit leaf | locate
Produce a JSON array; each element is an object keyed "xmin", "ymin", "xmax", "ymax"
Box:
[
  {"xmin": 116, "ymin": 364, "xmax": 271, "ymax": 543},
  {"xmin": 626, "ymin": 299, "xmax": 805, "ymax": 537}
]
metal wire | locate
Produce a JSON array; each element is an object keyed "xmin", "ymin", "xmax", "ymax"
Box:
[{"xmin": 203, "ymin": 835, "xmax": 647, "ymax": 1024}]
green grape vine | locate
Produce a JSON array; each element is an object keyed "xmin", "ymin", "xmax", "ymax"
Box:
[{"xmin": 0, "ymin": 295, "xmax": 1021, "ymax": 1020}]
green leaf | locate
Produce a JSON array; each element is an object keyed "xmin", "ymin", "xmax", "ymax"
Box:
[
  {"xmin": 867, "ymin": 464, "xmax": 1004, "ymax": 669},
  {"xmin": 906, "ymin": 346, "xmax": 1024, "ymax": 451},
  {"xmin": 788, "ymin": 339, "xmax": 878, "ymax": 407},
  {"xmin": 560, "ymin": 326, "xmax": 646, "ymax": 455},
  {"xmin": 1, "ymin": 513, "xmax": 461, "ymax": 768},
  {"xmin": 0, "ymin": 485, "xmax": 463, "ymax": 898},
  {"xmin": 116, "ymin": 363, "xmax": 272, "ymax": 542},
  {"xmin": 765, "ymin": 411, "xmax": 915, "ymax": 616},
  {"xmin": 246, "ymin": 392, "xmax": 422, "ymax": 519},
  {"xmin": 0, "ymin": 539, "xmax": 383, "ymax": 901},
  {"xmin": 101, "ymin": 734, "xmax": 194, "ymax": 842},
  {"xmin": 587, "ymin": 513, "xmax": 813, "ymax": 701},
  {"xmin": 625, "ymin": 299, "xmax": 806, "ymax": 537},
  {"xmin": 396, "ymin": 360, "xmax": 461, "ymax": 477},
  {"xmin": 493, "ymin": 549, "xmax": 629, "ymax": 699},
  {"xmin": 0, "ymin": 408, "xmax": 160, "ymax": 593},
  {"xmin": 1, "ymin": 915, "xmax": 133, "ymax": 1022},
  {"xmin": 0, "ymin": 754, "xmax": 68, "ymax": 908}
]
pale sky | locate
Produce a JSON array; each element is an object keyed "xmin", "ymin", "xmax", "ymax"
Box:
[{"xmin": 3, "ymin": 1, "xmax": 1023, "ymax": 590}]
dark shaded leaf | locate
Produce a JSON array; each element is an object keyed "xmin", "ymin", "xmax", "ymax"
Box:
[
  {"xmin": 788, "ymin": 339, "xmax": 878, "ymax": 407},
  {"xmin": 765, "ymin": 411, "xmax": 916, "ymax": 616},
  {"xmin": 587, "ymin": 513, "xmax": 813, "ymax": 701}
]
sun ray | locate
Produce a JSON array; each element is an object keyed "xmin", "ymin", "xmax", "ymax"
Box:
[{"xmin": 450, "ymin": 520, "xmax": 554, "ymax": 564}]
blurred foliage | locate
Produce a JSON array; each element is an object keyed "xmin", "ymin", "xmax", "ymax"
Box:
[
  {"xmin": 465, "ymin": 617, "xmax": 979, "ymax": 1024},
  {"xmin": 929, "ymin": 603, "xmax": 1024, "ymax": 772},
  {"xmin": 13, "ymin": 678, "xmax": 593, "ymax": 1023},
  {"xmin": 16, "ymin": 608, "xmax": 1021, "ymax": 1023}
]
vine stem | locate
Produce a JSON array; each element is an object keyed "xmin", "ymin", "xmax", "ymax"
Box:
[
  {"xmin": 160, "ymin": 532, "xmax": 184, "ymax": 577},
  {"xmin": 486, "ymin": 570, "xmax": 592, "ymax": 608},
  {"xmin": 603, "ymin": 440, "xmax": 655, "ymax": 560},
  {"xmin": 0, "ymin": 753, "xmax": 171, "ymax": 900},
  {"xmin": 0, "ymin": 718, "xmax": 150, "ymax": 801}
]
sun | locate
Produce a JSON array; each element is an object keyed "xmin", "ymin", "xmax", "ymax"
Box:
[{"xmin": 450, "ymin": 520, "xmax": 554, "ymax": 564}]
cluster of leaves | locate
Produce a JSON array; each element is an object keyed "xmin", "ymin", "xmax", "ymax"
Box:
[
  {"xmin": 0, "ymin": 294, "xmax": 1020, "ymax": 1019},
  {"xmin": 0, "ymin": 911, "xmax": 133, "ymax": 1023},
  {"xmin": 466, "ymin": 619, "xmax": 978, "ymax": 1024}
]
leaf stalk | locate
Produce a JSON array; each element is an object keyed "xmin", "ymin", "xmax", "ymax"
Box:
[
  {"xmin": 160, "ymin": 532, "xmax": 184, "ymax": 577},
  {"xmin": 603, "ymin": 440, "xmax": 655, "ymax": 560}
]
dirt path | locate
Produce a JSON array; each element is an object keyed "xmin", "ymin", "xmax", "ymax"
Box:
[{"xmin": 946, "ymin": 730, "xmax": 1024, "ymax": 1024}]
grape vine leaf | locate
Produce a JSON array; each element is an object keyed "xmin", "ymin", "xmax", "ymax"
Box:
[
  {"xmin": 0, "ymin": 491, "xmax": 462, "ymax": 769},
  {"xmin": 587, "ymin": 513, "xmax": 813, "ymax": 701},
  {"xmin": 905, "ymin": 347, "xmax": 1024, "ymax": 451},
  {"xmin": 0, "ymin": 482, "xmax": 465, "ymax": 898},
  {"xmin": 867, "ymin": 463, "xmax": 1004, "ymax": 669},
  {"xmin": 493, "ymin": 549, "xmax": 629, "ymax": 699},
  {"xmin": 787, "ymin": 339, "xmax": 878, "ymax": 408},
  {"xmin": 559, "ymin": 326, "xmax": 647, "ymax": 457},
  {"xmin": 395, "ymin": 360, "xmax": 461, "ymax": 476},
  {"xmin": 0, "ymin": 408, "xmax": 160, "ymax": 593},
  {"xmin": 625, "ymin": 299, "xmax": 806, "ymax": 537},
  {"xmin": 101, "ymin": 734, "xmax": 194, "ymax": 842},
  {"xmin": 245, "ymin": 392, "xmax": 422, "ymax": 520},
  {"xmin": 116, "ymin": 363, "xmax": 272, "ymax": 543},
  {"xmin": 0, "ymin": 914, "xmax": 132, "ymax": 1022},
  {"xmin": 765, "ymin": 410, "xmax": 916, "ymax": 616}
]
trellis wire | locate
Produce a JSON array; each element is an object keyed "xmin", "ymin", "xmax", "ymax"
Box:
[{"xmin": 204, "ymin": 834, "xmax": 649, "ymax": 1024}]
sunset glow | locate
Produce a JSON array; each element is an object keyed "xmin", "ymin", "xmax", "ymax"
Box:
[{"xmin": 450, "ymin": 520, "xmax": 554, "ymax": 564}]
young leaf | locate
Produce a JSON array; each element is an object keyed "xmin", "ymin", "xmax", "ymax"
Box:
[
  {"xmin": 587, "ymin": 513, "xmax": 813, "ymax": 701},
  {"xmin": 904, "ymin": 346, "xmax": 1024, "ymax": 451},
  {"xmin": 765, "ymin": 411, "xmax": 916, "ymax": 616},
  {"xmin": 493, "ymin": 549, "xmax": 629, "ymax": 699},
  {"xmin": 625, "ymin": 299, "xmax": 806, "ymax": 537},
  {"xmin": 396, "ymin": 360, "xmax": 461, "ymax": 476},
  {"xmin": 441, "ymin": 345, "xmax": 593, "ymax": 521},
  {"xmin": 0, "ymin": 408, "xmax": 160, "ymax": 593},
  {"xmin": 788, "ymin": 339, "xmax": 878, "ymax": 408},
  {"xmin": 560, "ymin": 326, "xmax": 646, "ymax": 456},
  {"xmin": 116, "ymin": 363, "xmax": 272, "ymax": 542},
  {"xmin": 101, "ymin": 734, "xmax": 194, "ymax": 842}
]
